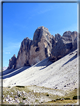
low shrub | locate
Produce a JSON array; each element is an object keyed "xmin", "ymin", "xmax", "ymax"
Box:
[
  {"xmin": 35, "ymin": 99, "xmax": 39, "ymax": 102},
  {"xmin": 64, "ymin": 98, "xmax": 70, "ymax": 100},
  {"xmin": 22, "ymin": 97, "xmax": 26, "ymax": 100},
  {"xmin": 56, "ymin": 98, "xmax": 61, "ymax": 100},
  {"xmin": 51, "ymin": 99, "xmax": 56, "ymax": 102},
  {"xmin": 19, "ymin": 102, "xmax": 24, "ymax": 105},
  {"xmin": 46, "ymin": 94, "xmax": 49, "ymax": 96},
  {"xmin": 16, "ymin": 86, "xmax": 25, "ymax": 88},
  {"xmin": 53, "ymin": 99, "xmax": 56, "ymax": 102},
  {"xmin": 73, "ymin": 96, "xmax": 77, "ymax": 100},
  {"xmin": 8, "ymin": 86, "xmax": 10, "ymax": 88},
  {"xmin": 18, "ymin": 94, "xmax": 21, "ymax": 97}
]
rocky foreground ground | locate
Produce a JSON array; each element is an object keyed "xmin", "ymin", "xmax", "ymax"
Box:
[{"xmin": 3, "ymin": 85, "xmax": 78, "ymax": 105}]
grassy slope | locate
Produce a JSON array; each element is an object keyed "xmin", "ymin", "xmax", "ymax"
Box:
[{"xmin": 2, "ymin": 85, "xmax": 79, "ymax": 105}]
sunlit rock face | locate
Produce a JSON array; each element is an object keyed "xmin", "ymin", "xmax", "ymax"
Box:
[
  {"xmin": 15, "ymin": 26, "xmax": 54, "ymax": 68},
  {"xmin": 50, "ymin": 31, "xmax": 78, "ymax": 62},
  {"xmin": 15, "ymin": 37, "xmax": 32, "ymax": 69},
  {"xmin": 29, "ymin": 26, "xmax": 55, "ymax": 66}
]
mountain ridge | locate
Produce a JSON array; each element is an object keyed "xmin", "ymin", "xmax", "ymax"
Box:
[{"xmin": 7, "ymin": 26, "xmax": 78, "ymax": 69}]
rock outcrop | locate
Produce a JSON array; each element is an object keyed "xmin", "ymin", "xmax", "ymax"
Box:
[
  {"xmin": 7, "ymin": 26, "xmax": 78, "ymax": 69},
  {"xmin": 50, "ymin": 31, "xmax": 77, "ymax": 62},
  {"xmin": 16, "ymin": 37, "xmax": 32, "ymax": 69},
  {"xmin": 29, "ymin": 26, "xmax": 55, "ymax": 66},
  {"xmin": 55, "ymin": 33, "xmax": 61, "ymax": 42},
  {"xmin": 15, "ymin": 26, "xmax": 54, "ymax": 69},
  {"xmin": 8, "ymin": 55, "xmax": 17, "ymax": 69}
]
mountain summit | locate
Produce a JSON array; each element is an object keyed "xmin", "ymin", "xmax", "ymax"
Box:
[{"xmin": 7, "ymin": 26, "xmax": 78, "ymax": 69}]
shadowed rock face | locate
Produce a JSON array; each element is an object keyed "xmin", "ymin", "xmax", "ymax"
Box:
[
  {"xmin": 55, "ymin": 33, "xmax": 61, "ymax": 42},
  {"xmin": 8, "ymin": 55, "xmax": 17, "ymax": 69},
  {"xmin": 50, "ymin": 31, "xmax": 77, "ymax": 62}
]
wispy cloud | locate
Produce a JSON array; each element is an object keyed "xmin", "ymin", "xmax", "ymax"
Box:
[
  {"xmin": 37, "ymin": 8, "xmax": 53, "ymax": 15},
  {"xmin": 28, "ymin": 6, "xmax": 53, "ymax": 19}
]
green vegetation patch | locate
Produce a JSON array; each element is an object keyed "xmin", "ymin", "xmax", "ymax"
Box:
[
  {"xmin": 73, "ymin": 96, "xmax": 77, "ymax": 100},
  {"xmin": 3, "ymin": 85, "xmax": 79, "ymax": 105},
  {"xmin": 16, "ymin": 85, "xmax": 25, "ymax": 88},
  {"xmin": 22, "ymin": 97, "xmax": 26, "ymax": 100},
  {"xmin": 64, "ymin": 97, "xmax": 70, "ymax": 100},
  {"xmin": 46, "ymin": 94, "xmax": 49, "ymax": 96},
  {"xmin": 44, "ymin": 99, "xmax": 77, "ymax": 104}
]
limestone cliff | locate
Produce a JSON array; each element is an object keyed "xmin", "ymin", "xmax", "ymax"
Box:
[
  {"xmin": 11, "ymin": 26, "xmax": 54, "ymax": 69},
  {"xmin": 29, "ymin": 26, "xmax": 55, "ymax": 66},
  {"xmin": 50, "ymin": 31, "xmax": 78, "ymax": 62},
  {"xmin": 7, "ymin": 26, "xmax": 78, "ymax": 69},
  {"xmin": 7, "ymin": 55, "xmax": 17, "ymax": 69},
  {"xmin": 16, "ymin": 37, "xmax": 32, "ymax": 69}
]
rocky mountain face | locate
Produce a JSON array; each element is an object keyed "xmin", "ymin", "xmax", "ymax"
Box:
[
  {"xmin": 16, "ymin": 37, "xmax": 32, "ymax": 69},
  {"xmin": 29, "ymin": 26, "xmax": 55, "ymax": 66},
  {"xmin": 9, "ymin": 26, "xmax": 55, "ymax": 69},
  {"xmin": 50, "ymin": 31, "xmax": 77, "ymax": 62},
  {"xmin": 7, "ymin": 55, "xmax": 17, "ymax": 69},
  {"xmin": 7, "ymin": 26, "xmax": 78, "ymax": 69}
]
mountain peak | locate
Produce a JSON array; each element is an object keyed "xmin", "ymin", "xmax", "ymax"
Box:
[{"xmin": 7, "ymin": 27, "xmax": 78, "ymax": 69}]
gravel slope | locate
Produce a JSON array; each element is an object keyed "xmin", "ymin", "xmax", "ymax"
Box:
[{"xmin": 3, "ymin": 49, "xmax": 78, "ymax": 93}]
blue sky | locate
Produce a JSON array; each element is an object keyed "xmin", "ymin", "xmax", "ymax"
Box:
[{"xmin": 3, "ymin": 2, "xmax": 77, "ymax": 67}]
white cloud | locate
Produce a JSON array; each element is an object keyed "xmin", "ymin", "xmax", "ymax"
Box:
[{"xmin": 37, "ymin": 8, "xmax": 53, "ymax": 15}]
